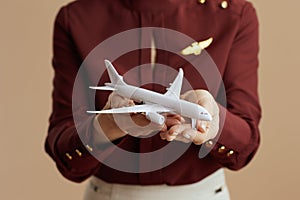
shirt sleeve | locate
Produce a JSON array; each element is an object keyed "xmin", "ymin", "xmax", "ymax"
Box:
[
  {"xmin": 203, "ymin": 2, "xmax": 262, "ymax": 170},
  {"xmin": 43, "ymin": 6, "xmax": 100, "ymax": 182},
  {"xmin": 44, "ymin": 6, "xmax": 127, "ymax": 183}
]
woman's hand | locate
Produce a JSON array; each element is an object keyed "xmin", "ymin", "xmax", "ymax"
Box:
[
  {"xmin": 160, "ymin": 90, "xmax": 219, "ymax": 145},
  {"xmin": 96, "ymin": 92, "xmax": 166, "ymax": 142}
]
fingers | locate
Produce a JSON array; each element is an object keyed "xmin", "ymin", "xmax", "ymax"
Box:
[
  {"xmin": 109, "ymin": 93, "xmax": 135, "ymax": 108},
  {"xmin": 106, "ymin": 93, "xmax": 169, "ymax": 138},
  {"xmin": 160, "ymin": 121, "xmax": 210, "ymax": 145},
  {"xmin": 118, "ymin": 113, "xmax": 166, "ymax": 138},
  {"xmin": 165, "ymin": 114, "xmax": 185, "ymax": 128},
  {"xmin": 165, "ymin": 114, "xmax": 185, "ymax": 122},
  {"xmin": 182, "ymin": 129, "xmax": 207, "ymax": 145},
  {"xmin": 161, "ymin": 124, "xmax": 192, "ymax": 142},
  {"xmin": 160, "ymin": 131, "xmax": 191, "ymax": 143},
  {"xmin": 169, "ymin": 124, "xmax": 190, "ymax": 137},
  {"xmin": 197, "ymin": 120, "xmax": 210, "ymax": 133},
  {"xmin": 170, "ymin": 123, "xmax": 205, "ymax": 144},
  {"xmin": 160, "ymin": 131, "xmax": 177, "ymax": 141}
]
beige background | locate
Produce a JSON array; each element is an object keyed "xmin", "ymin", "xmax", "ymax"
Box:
[{"xmin": 1, "ymin": 0, "xmax": 299, "ymax": 199}]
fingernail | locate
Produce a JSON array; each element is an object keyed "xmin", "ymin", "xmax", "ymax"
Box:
[
  {"xmin": 183, "ymin": 133, "xmax": 191, "ymax": 139},
  {"xmin": 160, "ymin": 134, "xmax": 166, "ymax": 140}
]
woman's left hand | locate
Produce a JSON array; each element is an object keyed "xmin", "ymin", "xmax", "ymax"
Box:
[{"xmin": 160, "ymin": 89, "xmax": 220, "ymax": 145}]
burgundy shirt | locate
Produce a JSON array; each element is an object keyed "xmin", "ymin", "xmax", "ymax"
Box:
[{"xmin": 45, "ymin": 0, "xmax": 261, "ymax": 185}]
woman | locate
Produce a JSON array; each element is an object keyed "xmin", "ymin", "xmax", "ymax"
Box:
[{"xmin": 45, "ymin": 0, "xmax": 261, "ymax": 199}]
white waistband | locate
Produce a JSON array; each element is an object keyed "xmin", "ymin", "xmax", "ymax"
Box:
[{"xmin": 86, "ymin": 169, "xmax": 230, "ymax": 200}]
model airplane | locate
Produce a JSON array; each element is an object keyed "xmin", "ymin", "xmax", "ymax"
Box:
[{"xmin": 87, "ymin": 60, "xmax": 212, "ymax": 128}]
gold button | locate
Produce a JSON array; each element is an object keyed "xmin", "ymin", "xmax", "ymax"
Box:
[
  {"xmin": 218, "ymin": 146, "xmax": 226, "ymax": 153},
  {"xmin": 75, "ymin": 149, "xmax": 82, "ymax": 157},
  {"xmin": 198, "ymin": 0, "xmax": 206, "ymax": 4},
  {"xmin": 65, "ymin": 153, "xmax": 72, "ymax": 160},
  {"xmin": 86, "ymin": 145, "xmax": 93, "ymax": 152},
  {"xmin": 221, "ymin": 1, "xmax": 228, "ymax": 9},
  {"xmin": 227, "ymin": 150, "xmax": 235, "ymax": 157},
  {"xmin": 205, "ymin": 140, "xmax": 214, "ymax": 148}
]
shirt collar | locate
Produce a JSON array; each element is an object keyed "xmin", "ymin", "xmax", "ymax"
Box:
[{"xmin": 123, "ymin": 0, "xmax": 194, "ymax": 13}]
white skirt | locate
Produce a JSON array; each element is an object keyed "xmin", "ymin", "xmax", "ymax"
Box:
[{"xmin": 83, "ymin": 169, "xmax": 230, "ymax": 200}]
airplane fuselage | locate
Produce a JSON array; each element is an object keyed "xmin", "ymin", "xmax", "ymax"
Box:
[{"xmin": 113, "ymin": 84, "xmax": 211, "ymax": 121}]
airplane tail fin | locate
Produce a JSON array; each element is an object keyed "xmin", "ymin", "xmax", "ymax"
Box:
[{"xmin": 104, "ymin": 59, "xmax": 126, "ymax": 86}]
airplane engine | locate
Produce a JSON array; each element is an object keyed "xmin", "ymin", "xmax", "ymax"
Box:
[{"xmin": 145, "ymin": 112, "xmax": 165, "ymax": 125}]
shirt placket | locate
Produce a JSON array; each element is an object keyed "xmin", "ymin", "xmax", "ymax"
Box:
[{"xmin": 138, "ymin": 12, "xmax": 164, "ymax": 184}]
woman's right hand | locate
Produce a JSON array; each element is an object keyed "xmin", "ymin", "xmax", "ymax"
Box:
[{"xmin": 96, "ymin": 92, "xmax": 167, "ymax": 141}]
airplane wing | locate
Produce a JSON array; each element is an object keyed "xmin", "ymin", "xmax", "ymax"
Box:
[
  {"xmin": 87, "ymin": 104, "xmax": 174, "ymax": 114},
  {"xmin": 164, "ymin": 68, "xmax": 183, "ymax": 99}
]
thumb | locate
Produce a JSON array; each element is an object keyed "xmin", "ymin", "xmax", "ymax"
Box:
[{"xmin": 196, "ymin": 90, "xmax": 218, "ymax": 116}]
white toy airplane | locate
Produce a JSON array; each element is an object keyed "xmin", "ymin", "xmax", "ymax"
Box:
[{"xmin": 87, "ymin": 60, "xmax": 212, "ymax": 129}]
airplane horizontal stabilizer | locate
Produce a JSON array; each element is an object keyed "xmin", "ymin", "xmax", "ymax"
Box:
[{"xmin": 89, "ymin": 86, "xmax": 116, "ymax": 91}]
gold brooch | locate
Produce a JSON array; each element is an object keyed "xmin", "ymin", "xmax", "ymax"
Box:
[{"xmin": 181, "ymin": 37, "xmax": 213, "ymax": 56}]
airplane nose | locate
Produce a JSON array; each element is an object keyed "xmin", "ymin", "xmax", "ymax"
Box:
[
  {"xmin": 198, "ymin": 107, "xmax": 212, "ymax": 121},
  {"xmin": 205, "ymin": 113, "xmax": 212, "ymax": 121}
]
